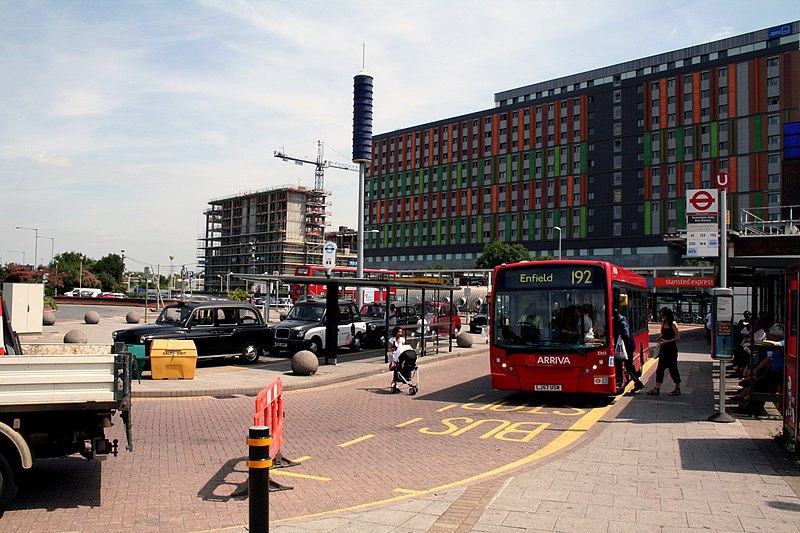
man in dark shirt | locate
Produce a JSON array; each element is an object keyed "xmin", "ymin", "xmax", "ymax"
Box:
[{"xmin": 613, "ymin": 308, "xmax": 644, "ymax": 392}]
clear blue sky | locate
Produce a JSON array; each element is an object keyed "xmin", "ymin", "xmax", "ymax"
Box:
[{"xmin": 1, "ymin": 0, "xmax": 796, "ymax": 273}]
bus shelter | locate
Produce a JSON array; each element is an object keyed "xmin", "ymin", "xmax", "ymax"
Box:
[{"xmin": 237, "ymin": 274, "xmax": 456, "ymax": 364}]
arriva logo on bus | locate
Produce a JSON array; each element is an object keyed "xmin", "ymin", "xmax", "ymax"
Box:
[{"xmin": 535, "ymin": 356, "xmax": 571, "ymax": 365}]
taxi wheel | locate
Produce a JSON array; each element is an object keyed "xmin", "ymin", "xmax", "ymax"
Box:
[
  {"xmin": 350, "ymin": 335, "xmax": 362, "ymax": 352},
  {"xmin": 239, "ymin": 343, "xmax": 262, "ymax": 364},
  {"xmin": 308, "ymin": 338, "xmax": 322, "ymax": 355}
]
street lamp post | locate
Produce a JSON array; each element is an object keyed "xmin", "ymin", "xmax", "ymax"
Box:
[
  {"xmin": 169, "ymin": 255, "xmax": 174, "ymax": 299},
  {"xmin": 226, "ymin": 271, "xmax": 233, "ymax": 293},
  {"xmin": 7, "ymin": 250, "xmax": 25, "ymax": 264},
  {"xmin": 39, "ymin": 236, "xmax": 54, "ymax": 266},
  {"xmin": 554, "ymin": 227, "xmax": 562, "ymax": 260},
  {"xmin": 217, "ymin": 274, "xmax": 223, "ymax": 294},
  {"xmin": 15, "ymin": 226, "xmax": 37, "ymax": 267},
  {"xmin": 79, "ymin": 255, "xmax": 84, "ymax": 291}
]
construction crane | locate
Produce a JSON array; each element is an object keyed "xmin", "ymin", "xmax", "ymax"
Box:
[{"xmin": 274, "ymin": 140, "xmax": 358, "ymax": 191}]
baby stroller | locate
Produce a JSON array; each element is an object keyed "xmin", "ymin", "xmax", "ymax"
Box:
[{"xmin": 390, "ymin": 345, "xmax": 419, "ymax": 395}]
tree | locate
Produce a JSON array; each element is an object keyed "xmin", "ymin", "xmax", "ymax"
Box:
[
  {"xmin": 94, "ymin": 254, "xmax": 125, "ymax": 288},
  {"xmin": 2, "ymin": 264, "xmax": 37, "ymax": 284},
  {"xmin": 475, "ymin": 241, "xmax": 531, "ymax": 270}
]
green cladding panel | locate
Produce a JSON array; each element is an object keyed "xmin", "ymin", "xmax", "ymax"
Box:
[
  {"xmin": 711, "ymin": 123, "xmax": 719, "ymax": 158},
  {"xmin": 644, "ymin": 133, "xmax": 652, "ymax": 166},
  {"xmin": 581, "ymin": 142, "xmax": 587, "ymax": 173},
  {"xmin": 754, "ymin": 116, "xmax": 762, "ymax": 152}
]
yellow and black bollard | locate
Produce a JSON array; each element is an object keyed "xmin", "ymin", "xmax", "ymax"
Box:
[{"xmin": 247, "ymin": 425, "xmax": 272, "ymax": 533}]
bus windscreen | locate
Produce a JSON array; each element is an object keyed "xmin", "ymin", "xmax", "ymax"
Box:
[{"xmin": 493, "ymin": 264, "xmax": 609, "ymax": 350}]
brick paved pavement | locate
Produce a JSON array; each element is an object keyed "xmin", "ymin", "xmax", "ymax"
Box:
[
  {"xmin": 263, "ymin": 328, "xmax": 800, "ymax": 533},
  {"xmin": 9, "ymin": 312, "xmax": 800, "ymax": 532}
]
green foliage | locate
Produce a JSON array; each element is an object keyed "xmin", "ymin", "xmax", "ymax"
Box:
[
  {"xmin": 681, "ymin": 259, "xmax": 713, "ymax": 267},
  {"xmin": 44, "ymin": 295, "xmax": 58, "ymax": 311},
  {"xmin": 227, "ymin": 288, "xmax": 251, "ymax": 301},
  {"xmin": 475, "ymin": 241, "xmax": 532, "ymax": 269}
]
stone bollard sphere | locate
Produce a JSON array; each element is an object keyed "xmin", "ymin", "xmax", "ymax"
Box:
[
  {"xmin": 64, "ymin": 329, "xmax": 88, "ymax": 344},
  {"xmin": 456, "ymin": 331, "xmax": 473, "ymax": 348},
  {"xmin": 291, "ymin": 350, "xmax": 319, "ymax": 376},
  {"xmin": 43, "ymin": 311, "xmax": 56, "ymax": 326},
  {"xmin": 126, "ymin": 311, "xmax": 141, "ymax": 324},
  {"xmin": 84, "ymin": 311, "xmax": 101, "ymax": 324}
]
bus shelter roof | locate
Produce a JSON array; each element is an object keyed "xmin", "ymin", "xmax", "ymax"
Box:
[{"xmin": 235, "ymin": 274, "xmax": 455, "ymax": 294}]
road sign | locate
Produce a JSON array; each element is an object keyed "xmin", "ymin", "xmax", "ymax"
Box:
[
  {"xmin": 715, "ymin": 171, "xmax": 730, "ymax": 190},
  {"xmin": 322, "ymin": 241, "xmax": 337, "ymax": 271},
  {"xmin": 686, "ymin": 189, "xmax": 719, "ymax": 257},
  {"xmin": 188, "ymin": 271, "xmax": 194, "ymax": 279},
  {"xmin": 688, "ymin": 189, "xmax": 717, "ymax": 212}
]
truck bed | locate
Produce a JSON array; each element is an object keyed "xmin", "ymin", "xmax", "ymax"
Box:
[{"xmin": 0, "ymin": 355, "xmax": 121, "ymax": 410}]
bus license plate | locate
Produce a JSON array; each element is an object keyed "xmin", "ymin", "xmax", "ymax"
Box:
[
  {"xmin": 274, "ymin": 342, "xmax": 287, "ymax": 348},
  {"xmin": 534, "ymin": 384, "xmax": 562, "ymax": 392}
]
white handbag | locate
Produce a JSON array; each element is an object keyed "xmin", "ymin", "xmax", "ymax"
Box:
[{"xmin": 614, "ymin": 337, "xmax": 628, "ymax": 360}]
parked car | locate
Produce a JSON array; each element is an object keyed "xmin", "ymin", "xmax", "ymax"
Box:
[
  {"xmin": 415, "ymin": 300, "xmax": 462, "ymax": 337},
  {"xmin": 111, "ymin": 300, "xmax": 270, "ymax": 364},
  {"xmin": 100, "ymin": 292, "xmax": 126, "ymax": 299},
  {"xmin": 469, "ymin": 302, "xmax": 490, "ymax": 334},
  {"xmin": 269, "ymin": 298, "xmax": 366, "ymax": 356},
  {"xmin": 360, "ymin": 303, "xmax": 420, "ymax": 347}
]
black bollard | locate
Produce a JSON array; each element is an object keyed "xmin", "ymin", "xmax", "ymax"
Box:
[{"xmin": 248, "ymin": 425, "xmax": 272, "ymax": 533}]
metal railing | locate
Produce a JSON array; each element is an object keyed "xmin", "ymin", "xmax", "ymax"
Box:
[{"xmin": 740, "ymin": 205, "xmax": 800, "ymax": 236}]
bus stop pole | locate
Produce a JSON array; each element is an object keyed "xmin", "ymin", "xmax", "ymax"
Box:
[{"xmin": 709, "ymin": 189, "xmax": 734, "ymax": 423}]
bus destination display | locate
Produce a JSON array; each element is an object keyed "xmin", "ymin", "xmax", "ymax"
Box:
[{"xmin": 498, "ymin": 265, "xmax": 605, "ymax": 290}]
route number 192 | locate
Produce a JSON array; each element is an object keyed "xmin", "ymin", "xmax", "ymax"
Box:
[{"xmin": 571, "ymin": 269, "xmax": 592, "ymax": 285}]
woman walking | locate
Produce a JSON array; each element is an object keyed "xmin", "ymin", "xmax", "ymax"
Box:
[{"xmin": 648, "ymin": 307, "xmax": 682, "ymax": 396}]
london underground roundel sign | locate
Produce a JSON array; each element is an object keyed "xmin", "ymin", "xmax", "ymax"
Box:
[
  {"xmin": 715, "ymin": 171, "xmax": 730, "ymax": 190},
  {"xmin": 689, "ymin": 190, "xmax": 715, "ymax": 211}
]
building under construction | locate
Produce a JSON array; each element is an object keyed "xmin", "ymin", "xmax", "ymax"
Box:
[{"xmin": 197, "ymin": 184, "xmax": 356, "ymax": 293}]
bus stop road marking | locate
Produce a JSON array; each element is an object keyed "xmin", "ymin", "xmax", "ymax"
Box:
[
  {"xmin": 273, "ymin": 400, "xmax": 618, "ymax": 525},
  {"xmin": 396, "ymin": 417, "xmax": 423, "ymax": 427},
  {"xmin": 338, "ymin": 434, "xmax": 375, "ymax": 447},
  {"xmin": 271, "ymin": 471, "xmax": 332, "ymax": 482}
]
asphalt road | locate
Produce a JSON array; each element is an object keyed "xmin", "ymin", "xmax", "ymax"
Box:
[{"xmin": 0, "ymin": 349, "xmax": 616, "ymax": 532}]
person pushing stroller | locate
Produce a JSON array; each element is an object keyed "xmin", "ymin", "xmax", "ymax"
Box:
[{"xmin": 389, "ymin": 326, "xmax": 419, "ymax": 395}]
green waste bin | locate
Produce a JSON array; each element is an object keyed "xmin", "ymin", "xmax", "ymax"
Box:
[{"xmin": 126, "ymin": 344, "xmax": 147, "ymax": 379}]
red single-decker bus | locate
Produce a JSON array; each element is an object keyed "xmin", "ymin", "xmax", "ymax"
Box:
[
  {"xmin": 291, "ymin": 266, "xmax": 397, "ymax": 302},
  {"xmin": 490, "ymin": 260, "xmax": 649, "ymax": 394}
]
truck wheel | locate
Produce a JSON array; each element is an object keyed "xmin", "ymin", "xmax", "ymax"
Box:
[
  {"xmin": 239, "ymin": 343, "xmax": 262, "ymax": 364},
  {"xmin": 0, "ymin": 454, "xmax": 18, "ymax": 509}
]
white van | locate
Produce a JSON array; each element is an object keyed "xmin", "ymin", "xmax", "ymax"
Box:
[{"xmin": 65, "ymin": 288, "xmax": 102, "ymax": 298}]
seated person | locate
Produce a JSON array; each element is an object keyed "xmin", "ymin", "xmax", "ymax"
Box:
[
  {"xmin": 560, "ymin": 305, "xmax": 594, "ymax": 343},
  {"xmin": 733, "ymin": 323, "xmax": 784, "ymax": 411},
  {"xmin": 516, "ymin": 305, "xmax": 542, "ymax": 341}
]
